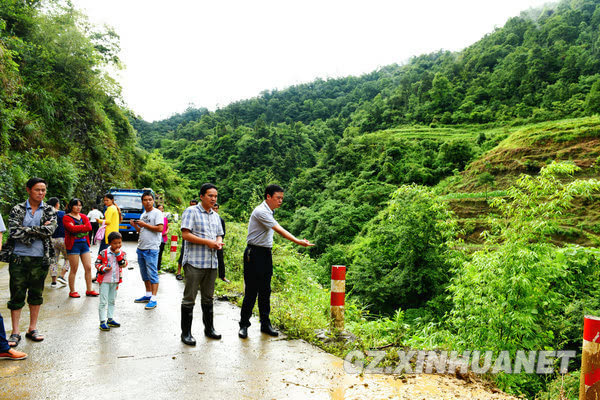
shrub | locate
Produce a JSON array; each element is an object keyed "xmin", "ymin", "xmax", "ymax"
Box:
[
  {"xmin": 447, "ymin": 162, "xmax": 600, "ymax": 396},
  {"xmin": 348, "ymin": 184, "xmax": 459, "ymax": 314}
]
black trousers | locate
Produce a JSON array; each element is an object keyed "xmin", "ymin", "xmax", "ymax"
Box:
[
  {"xmin": 178, "ymin": 240, "xmax": 186, "ymax": 266},
  {"xmin": 90, "ymin": 222, "xmax": 99, "ymax": 244},
  {"xmin": 217, "ymin": 249, "xmax": 225, "ymax": 279},
  {"xmin": 157, "ymin": 242, "xmax": 165, "ymax": 270},
  {"xmin": 239, "ymin": 245, "xmax": 272, "ymax": 328}
]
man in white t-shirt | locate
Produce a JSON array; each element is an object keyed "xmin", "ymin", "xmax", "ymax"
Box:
[
  {"xmin": 131, "ymin": 191, "xmax": 163, "ymax": 310},
  {"xmin": 86, "ymin": 207, "xmax": 103, "ymax": 245}
]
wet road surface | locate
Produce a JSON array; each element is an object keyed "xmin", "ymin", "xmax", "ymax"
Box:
[{"xmin": 0, "ymin": 241, "xmax": 516, "ymax": 400}]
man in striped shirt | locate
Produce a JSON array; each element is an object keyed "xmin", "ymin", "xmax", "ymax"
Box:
[{"xmin": 179, "ymin": 183, "xmax": 224, "ymax": 345}]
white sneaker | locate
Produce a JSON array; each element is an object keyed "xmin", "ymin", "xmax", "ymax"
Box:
[
  {"xmin": 50, "ymin": 282, "xmax": 57, "ymax": 289},
  {"xmin": 56, "ymin": 276, "xmax": 67, "ymax": 286}
]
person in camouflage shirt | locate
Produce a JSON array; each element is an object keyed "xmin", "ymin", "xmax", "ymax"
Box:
[{"xmin": 3, "ymin": 177, "xmax": 57, "ymax": 346}]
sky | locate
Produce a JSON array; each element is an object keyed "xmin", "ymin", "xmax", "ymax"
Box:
[{"xmin": 70, "ymin": 0, "xmax": 552, "ymax": 122}]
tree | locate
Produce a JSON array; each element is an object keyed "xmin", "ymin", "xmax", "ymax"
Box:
[
  {"xmin": 477, "ymin": 171, "xmax": 495, "ymax": 199},
  {"xmin": 584, "ymin": 78, "xmax": 600, "ymax": 114},
  {"xmin": 349, "ymin": 185, "xmax": 459, "ymax": 313}
]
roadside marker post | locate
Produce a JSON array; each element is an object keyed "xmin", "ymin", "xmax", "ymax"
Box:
[
  {"xmin": 330, "ymin": 265, "xmax": 346, "ymax": 331},
  {"xmin": 580, "ymin": 315, "xmax": 600, "ymax": 399},
  {"xmin": 170, "ymin": 235, "xmax": 178, "ymax": 261}
]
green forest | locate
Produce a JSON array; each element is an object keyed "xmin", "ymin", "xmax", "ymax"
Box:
[
  {"xmin": 3, "ymin": 0, "xmax": 600, "ymax": 398},
  {"xmin": 0, "ymin": 0, "xmax": 187, "ymax": 210}
]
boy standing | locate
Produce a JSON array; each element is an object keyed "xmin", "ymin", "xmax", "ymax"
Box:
[
  {"xmin": 131, "ymin": 191, "xmax": 163, "ymax": 310},
  {"xmin": 96, "ymin": 231, "xmax": 128, "ymax": 331}
]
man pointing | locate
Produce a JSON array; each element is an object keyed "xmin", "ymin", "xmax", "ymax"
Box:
[{"xmin": 239, "ymin": 184, "xmax": 314, "ymax": 339}]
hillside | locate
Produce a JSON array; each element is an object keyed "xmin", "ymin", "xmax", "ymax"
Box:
[
  {"xmin": 3, "ymin": 0, "xmax": 600, "ymax": 398},
  {"xmin": 138, "ymin": 0, "xmax": 600, "ymax": 222},
  {"xmin": 0, "ymin": 0, "xmax": 189, "ymax": 211},
  {"xmin": 442, "ymin": 117, "xmax": 600, "ymax": 250},
  {"xmin": 131, "ymin": 2, "xmax": 600, "ymax": 398},
  {"xmin": 137, "ymin": 0, "xmax": 600, "ymax": 139}
]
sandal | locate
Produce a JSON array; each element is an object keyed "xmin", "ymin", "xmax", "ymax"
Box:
[
  {"xmin": 8, "ymin": 333, "xmax": 21, "ymax": 347},
  {"xmin": 25, "ymin": 330, "xmax": 44, "ymax": 342},
  {"xmin": 176, "ymin": 274, "xmax": 183, "ymax": 281}
]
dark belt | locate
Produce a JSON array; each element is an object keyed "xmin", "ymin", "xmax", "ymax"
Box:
[{"xmin": 247, "ymin": 244, "xmax": 272, "ymax": 251}]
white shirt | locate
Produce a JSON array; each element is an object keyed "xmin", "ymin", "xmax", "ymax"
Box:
[{"xmin": 87, "ymin": 209, "xmax": 104, "ymax": 223}]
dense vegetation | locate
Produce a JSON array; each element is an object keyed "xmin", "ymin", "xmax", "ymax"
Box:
[
  {"xmin": 135, "ymin": 0, "xmax": 600, "ymax": 137},
  {"xmin": 3, "ymin": 0, "xmax": 600, "ymax": 398},
  {"xmin": 0, "ymin": 0, "xmax": 188, "ymax": 212},
  {"xmin": 134, "ymin": 0, "xmax": 600, "ymax": 247},
  {"xmin": 134, "ymin": 1, "xmax": 600, "ymax": 398}
]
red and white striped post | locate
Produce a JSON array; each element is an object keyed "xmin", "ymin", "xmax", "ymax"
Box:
[
  {"xmin": 580, "ymin": 315, "xmax": 600, "ymax": 399},
  {"xmin": 170, "ymin": 235, "xmax": 178, "ymax": 261},
  {"xmin": 330, "ymin": 265, "xmax": 346, "ymax": 331}
]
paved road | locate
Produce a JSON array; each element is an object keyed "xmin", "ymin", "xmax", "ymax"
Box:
[
  {"xmin": 0, "ymin": 241, "xmax": 517, "ymax": 400},
  {"xmin": 0, "ymin": 241, "xmax": 379, "ymax": 399}
]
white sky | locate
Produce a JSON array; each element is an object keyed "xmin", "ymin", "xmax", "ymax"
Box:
[{"xmin": 70, "ymin": 0, "xmax": 551, "ymax": 122}]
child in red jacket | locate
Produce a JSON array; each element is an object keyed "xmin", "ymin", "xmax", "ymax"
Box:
[{"xmin": 95, "ymin": 231, "xmax": 128, "ymax": 331}]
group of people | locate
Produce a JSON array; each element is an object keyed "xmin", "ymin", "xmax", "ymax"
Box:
[
  {"xmin": 0, "ymin": 178, "xmax": 167, "ymax": 359},
  {"xmin": 0, "ymin": 177, "xmax": 313, "ymax": 361},
  {"xmin": 178, "ymin": 183, "xmax": 313, "ymax": 345}
]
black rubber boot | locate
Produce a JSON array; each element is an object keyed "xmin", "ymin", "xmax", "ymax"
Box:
[
  {"xmin": 201, "ymin": 303, "xmax": 222, "ymax": 340},
  {"xmin": 181, "ymin": 304, "xmax": 196, "ymax": 346},
  {"xmin": 260, "ymin": 322, "xmax": 279, "ymax": 337},
  {"xmin": 238, "ymin": 326, "xmax": 248, "ymax": 339}
]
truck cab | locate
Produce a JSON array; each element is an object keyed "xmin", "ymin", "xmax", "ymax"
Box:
[{"xmin": 108, "ymin": 188, "xmax": 154, "ymax": 237}]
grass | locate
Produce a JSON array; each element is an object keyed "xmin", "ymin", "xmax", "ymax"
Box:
[
  {"xmin": 359, "ymin": 123, "xmax": 509, "ymax": 143},
  {"xmin": 440, "ymin": 190, "xmax": 507, "ymax": 200},
  {"xmin": 204, "ymin": 222, "xmax": 417, "ymax": 359},
  {"xmin": 464, "ymin": 117, "xmax": 600, "ymax": 179}
]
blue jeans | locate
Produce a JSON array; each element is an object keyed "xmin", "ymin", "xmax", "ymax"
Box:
[
  {"xmin": 0, "ymin": 312, "xmax": 10, "ymax": 352},
  {"xmin": 137, "ymin": 249, "xmax": 159, "ymax": 284}
]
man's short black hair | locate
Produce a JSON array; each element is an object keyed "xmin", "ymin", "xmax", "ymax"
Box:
[
  {"xmin": 26, "ymin": 177, "xmax": 46, "ymax": 189},
  {"xmin": 264, "ymin": 184, "xmax": 284, "ymax": 199},
  {"xmin": 141, "ymin": 190, "xmax": 154, "ymax": 201},
  {"xmin": 47, "ymin": 197, "xmax": 60, "ymax": 208},
  {"xmin": 190, "ymin": 199, "xmax": 198, "ymax": 205},
  {"xmin": 107, "ymin": 231, "xmax": 122, "ymax": 243},
  {"xmin": 200, "ymin": 183, "xmax": 217, "ymax": 196}
]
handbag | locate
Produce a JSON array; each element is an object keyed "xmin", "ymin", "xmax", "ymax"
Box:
[{"xmin": 95, "ymin": 223, "xmax": 107, "ymax": 242}]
